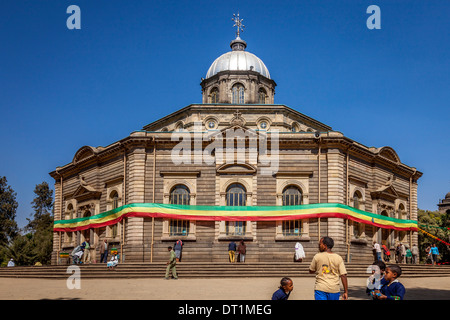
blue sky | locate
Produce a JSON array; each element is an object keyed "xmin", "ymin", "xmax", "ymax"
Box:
[{"xmin": 0, "ymin": 0, "xmax": 449, "ymax": 229}]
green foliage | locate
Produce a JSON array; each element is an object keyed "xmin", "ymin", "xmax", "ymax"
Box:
[
  {"xmin": 0, "ymin": 176, "xmax": 19, "ymax": 246},
  {"xmin": 24, "ymin": 182, "xmax": 54, "ymax": 265},
  {"xmin": 418, "ymin": 209, "xmax": 450, "ymax": 263},
  {"xmin": 0, "ymin": 181, "xmax": 54, "ymax": 266}
]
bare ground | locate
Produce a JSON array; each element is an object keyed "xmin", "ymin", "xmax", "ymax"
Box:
[{"xmin": 1, "ymin": 276, "xmax": 450, "ymax": 300}]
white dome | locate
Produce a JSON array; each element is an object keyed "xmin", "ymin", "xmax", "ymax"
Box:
[{"xmin": 206, "ymin": 50, "xmax": 271, "ymax": 79}]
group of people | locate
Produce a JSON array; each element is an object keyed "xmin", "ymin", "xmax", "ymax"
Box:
[
  {"xmin": 228, "ymin": 240, "xmax": 247, "ymax": 263},
  {"xmin": 271, "ymin": 236, "xmax": 406, "ymax": 300},
  {"xmin": 373, "ymin": 241, "xmax": 421, "ymax": 264},
  {"xmin": 70, "ymin": 238, "xmax": 119, "ymax": 270}
]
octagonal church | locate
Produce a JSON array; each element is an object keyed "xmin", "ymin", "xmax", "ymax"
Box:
[{"xmin": 51, "ymin": 17, "xmax": 422, "ymax": 265}]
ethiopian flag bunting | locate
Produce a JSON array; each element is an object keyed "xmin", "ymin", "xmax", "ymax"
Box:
[{"xmin": 53, "ymin": 202, "xmax": 418, "ymax": 232}]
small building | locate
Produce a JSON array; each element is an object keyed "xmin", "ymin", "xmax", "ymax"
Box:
[{"xmin": 437, "ymin": 192, "xmax": 450, "ymax": 214}]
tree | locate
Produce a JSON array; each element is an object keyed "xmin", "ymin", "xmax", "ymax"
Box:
[
  {"xmin": 0, "ymin": 234, "xmax": 36, "ymax": 266},
  {"xmin": 25, "ymin": 182, "xmax": 54, "ymax": 265},
  {"xmin": 418, "ymin": 209, "xmax": 450, "ymax": 263},
  {"xmin": 0, "ymin": 176, "xmax": 19, "ymax": 247}
]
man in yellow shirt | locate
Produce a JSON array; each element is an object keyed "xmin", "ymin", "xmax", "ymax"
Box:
[{"xmin": 309, "ymin": 237, "xmax": 348, "ymax": 300}]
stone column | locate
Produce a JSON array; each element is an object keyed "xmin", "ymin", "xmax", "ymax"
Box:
[
  {"xmin": 326, "ymin": 149, "xmax": 347, "ymax": 249},
  {"xmin": 125, "ymin": 146, "xmax": 147, "ymax": 262}
]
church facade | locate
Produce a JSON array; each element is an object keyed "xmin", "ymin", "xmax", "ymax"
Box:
[{"xmin": 50, "ymin": 18, "xmax": 422, "ymax": 264}]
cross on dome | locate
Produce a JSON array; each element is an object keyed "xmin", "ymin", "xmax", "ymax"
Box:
[{"xmin": 232, "ymin": 13, "xmax": 245, "ymax": 39}]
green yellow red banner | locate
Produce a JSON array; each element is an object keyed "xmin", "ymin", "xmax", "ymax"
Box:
[
  {"xmin": 53, "ymin": 202, "xmax": 418, "ymax": 232},
  {"xmin": 418, "ymin": 227, "xmax": 450, "ymax": 246}
]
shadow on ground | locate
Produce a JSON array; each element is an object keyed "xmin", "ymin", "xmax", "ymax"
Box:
[{"xmin": 348, "ymin": 285, "xmax": 450, "ymax": 300}]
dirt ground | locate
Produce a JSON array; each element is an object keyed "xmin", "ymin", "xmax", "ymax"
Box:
[{"xmin": 1, "ymin": 276, "xmax": 450, "ymax": 300}]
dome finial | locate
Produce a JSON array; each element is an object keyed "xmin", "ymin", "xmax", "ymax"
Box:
[
  {"xmin": 232, "ymin": 12, "xmax": 245, "ymax": 39},
  {"xmin": 230, "ymin": 13, "xmax": 247, "ymax": 51}
]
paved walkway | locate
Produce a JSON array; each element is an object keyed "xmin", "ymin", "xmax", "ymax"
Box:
[{"xmin": 0, "ymin": 276, "xmax": 449, "ymax": 300}]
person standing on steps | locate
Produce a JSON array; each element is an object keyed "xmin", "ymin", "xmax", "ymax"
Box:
[
  {"xmin": 174, "ymin": 239, "xmax": 183, "ymax": 263},
  {"xmin": 228, "ymin": 240, "xmax": 237, "ymax": 263},
  {"xmin": 237, "ymin": 240, "xmax": 246, "ymax": 263},
  {"xmin": 100, "ymin": 239, "xmax": 109, "ymax": 263}
]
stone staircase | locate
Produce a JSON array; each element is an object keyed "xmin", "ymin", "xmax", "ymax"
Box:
[{"xmin": 1, "ymin": 262, "xmax": 450, "ymax": 279}]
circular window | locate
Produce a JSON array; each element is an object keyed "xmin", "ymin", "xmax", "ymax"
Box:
[
  {"xmin": 257, "ymin": 119, "xmax": 270, "ymax": 130},
  {"xmin": 208, "ymin": 120, "xmax": 217, "ymax": 129}
]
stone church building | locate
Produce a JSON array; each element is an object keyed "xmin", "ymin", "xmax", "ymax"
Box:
[{"xmin": 51, "ymin": 19, "xmax": 422, "ymax": 265}]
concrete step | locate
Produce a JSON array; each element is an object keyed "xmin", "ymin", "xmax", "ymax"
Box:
[{"xmin": 1, "ymin": 262, "xmax": 450, "ymax": 279}]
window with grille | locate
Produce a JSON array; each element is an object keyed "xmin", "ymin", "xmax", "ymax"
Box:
[
  {"xmin": 232, "ymin": 84, "xmax": 245, "ymax": 104},
  {"xmin": 282, "ymin": 220, "xmax": 302, "ymax": 236},
  {"xmin": 170, "ymin": 185, "xmax": 190, "ymax": 205},
  {"xmin": 352, "ymin": 191, "xmax": 364, "ymax": 238},
  {"xmin": 169, "ymin": 185, "xmax": 190, "ymax": 236},
  {"xmin": 282, "ymin": 186, "xmax": 302, "ymax": 206},
  {"xmin": 282, "ymin": 186, "xmax": 302, "ymax": 236},
  {"xmin": 169, "ymin": 219, "xmax": 189, "ymax": 236},
  {"xmin": 226, "ymin": 183, "xmax": 246, "ymax": 235},
  {"xmin": 258, "ymin": 89, "xmax": 267, "ymax": 104},
  {"xmin": 110, "ymin": 191, "xmax": 119, "ymax": 238},
  {"xmin": 210, "ymin": 88, "xmax": 219, "ymax": 103}
]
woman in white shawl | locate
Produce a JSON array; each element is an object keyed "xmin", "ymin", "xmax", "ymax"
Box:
[
  {"xmin": 294, "ymin": 242, "xmax": 305, "ymax": 262},
  {"xmin": 107, "ymin": 254, "xmax": 118, "ymax": 270}
]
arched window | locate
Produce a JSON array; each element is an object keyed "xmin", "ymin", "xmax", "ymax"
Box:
[
  {"xmin": 110, "ymin": 191, "xmax": 119, "ymax": 209},
  {"xmin": 352, "ymin": 191, "xmax": 364, "ymax": 238},
  {"xmin": 210, "ymin": 88, "xmax": 219, "ymax": 103},
  {"xmin": 226, "ymin": 183, "xmax": 246, "ymax": 235},
  {"xmin": 169, "ymin": 185, "xmax": 190, "ymax": 236},
  {"xmin": 398, "ymin": 203, "xmax": 407, "ymax": 219},
  {"xmin": 291, "ymin": 122, "xmax": 300, "ymax": 132},
  {"xmin": 65, "ymin": 204, "xmax": 74, "ymax": 244},
  {"xmin": 226, "ymin": 183, "xmax": 246, "ymax": 206},
  {"xmin": 170, "ymin": 185, "xmax": 190, "ymax": 205},
  {"xmin": 66, "ymin": 203, "xmax": 74, "ymax": 220},
  {"xmin": 282, "ymin": 186, "xmax": 302, "ymax": 206},
  {"xmin": 353, "ymin": 191, "xmax": 362, "ymax": 210},
  {"xmin": 232, "ymin": 83, "xmax": 245, "ymax": 104},
  {"xmin": 109, "ymin": 191, "xmax": 119, "ymax": 238},
  {"xmin": 282, "ymin": 186, "xmax": 302, "ymax": 236},
  {"xmin": 258, "ymin": 88, "xmax": 267, "ymax": 104}
]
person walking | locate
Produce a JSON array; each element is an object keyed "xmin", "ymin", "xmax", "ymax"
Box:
[
  {"xmin": 373, "ymin": 241, "xmax": 382, "ymax": 261},
  {"xmin": 382, "ymin": 244, "xmax": 390, "ymax": 262},
  {"xmin": 165, "ymin": 246, "xmax": 178, "ymax": 280},
  {"xmin": 237, "ymin": 240, "xmax": 246, "ymax": 263},
  {"xmin": 430, "ymin": 244, "xmax": 440, "ymax": 266},
  {"xmin": 406, "ymin": 247, "xmax": 412, "ymax": 264},
  {"xmin": 309, "ymin": 237, "xmax": 348, "ymax": 300},
  {"xmin": 100, "ymin": 239, "xmax": 109, "ymax": 263},
  {"xmin": 228, "ymin": 241, "xmax": 237, "ymax": 263},
  {"xmin": 425, "ymin": 245, "xmax": 431, "ymax": 264},
  {"xmin": 400, "ymin": 243, "xmax": 406, "ymax": 264},
  {"xmin": 395, "ymin": 243, "xmax": 401, "ymax": 263}
]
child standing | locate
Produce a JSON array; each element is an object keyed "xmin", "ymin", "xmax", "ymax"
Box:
[
  {"xmin": 372, "ymin": 264, "xmax": 405, "ymax": 300},
  {"xmin": 271, "ymin": 277, "xmax": 294, "ymax": 300},
  {"xmin": 366, "ymin": 260, "xmax": 387, "ymax": 298}
]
